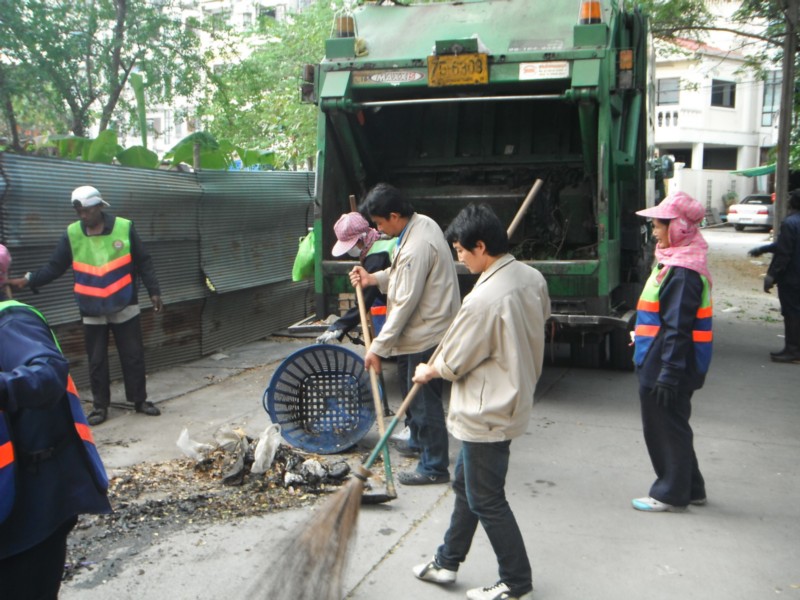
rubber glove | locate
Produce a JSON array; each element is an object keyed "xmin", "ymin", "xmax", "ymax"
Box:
[
  {"xmin": 653, "ymin": 383, "xmax": 677, "ymax": 408},
  {"xmin": 316, "ymin": 329, "xmax": 343, "ymax": 344}
]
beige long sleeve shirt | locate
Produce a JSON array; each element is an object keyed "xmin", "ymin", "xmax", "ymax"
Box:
[
  {"xmin": 371, "ymin": 213, "xmax": 460, "ymax": 357},
  {"xmin": 433, "ymin": 254, "xmax": 550, "ymax": 442}
]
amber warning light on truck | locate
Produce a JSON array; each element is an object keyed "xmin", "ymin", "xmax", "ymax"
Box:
[{"xmin": 579, "ymin": 0, "xmax": 602, "ymax": 24}]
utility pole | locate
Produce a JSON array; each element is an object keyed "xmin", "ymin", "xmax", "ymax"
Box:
[{"xmin": 775, "ymin": 0, "xmax": 799, "ymax": 229}]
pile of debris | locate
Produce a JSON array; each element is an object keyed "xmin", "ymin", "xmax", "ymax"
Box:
[{"xmin": 64, "ymin": 426, "xmax": 357, "ymax": 582}]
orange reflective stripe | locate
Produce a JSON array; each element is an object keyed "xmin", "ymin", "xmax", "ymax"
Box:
[
  {"xmin": 696, "ymin": 306, "xmax": 713, "ymax": 318},
  {"xmin": 75, "ymin": 422, "xmax": 96, "ymax": 445},
  {"xmin": 67, "ymin": 375, "xmax": 79, "ymax": 397},
  {"xmin": 635, "ymin": 324, "xmax": 660, "ymax": 337},
  {"xmin": 72, "ymin": 253, "xmax": 132, "ymax": 277},
  {"xmin": 0, "ymin": 440, "xmax": 14, "ymax": 468},
  {"xmin": 693, "ymin": 330, "xmax": 713, "ymax": 342},
  {"xmin": 637, "ymin": 299, "xmax": 659, "ymax": 312},
  {"xmin": 74, "ymin": 273, "xmax": 133, "ymax": 298},
  {"xmin": 370, "ymin": 305, "xmax": 387, "ymax": 316}
]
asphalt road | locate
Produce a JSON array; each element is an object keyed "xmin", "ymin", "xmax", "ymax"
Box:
[{"xmin": 60, "ymin": 227, "xmax": 800, "ymax": 600}]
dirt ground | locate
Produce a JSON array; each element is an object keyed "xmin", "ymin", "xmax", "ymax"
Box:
[{"xmin": 704, "ymin": 226, "xmax": 782, "ymax": 323}]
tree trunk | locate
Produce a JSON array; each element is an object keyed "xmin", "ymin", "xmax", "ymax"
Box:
[
  {"xmin": 776, "ymin": 0, "xmax": 799, "ymax": 228},
  {"xmin": 98, "ymin": 0, "xmax": 128, "ymax": 132},
  {"xmin": 0, "ymin": 67, "xmax": 23, "ymax": 152}
]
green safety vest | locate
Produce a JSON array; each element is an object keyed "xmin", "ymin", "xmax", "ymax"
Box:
[{"xmin": 67, "ymin": 217, "xmax": 134, "ymax": 315}]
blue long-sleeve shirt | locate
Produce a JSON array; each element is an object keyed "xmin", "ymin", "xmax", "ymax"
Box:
[
  {"xmin": 768, "ymin": 211, "xmax": 800, "ymax": 290},
  {"xmin": 0, "ymin": 298, "xmax": 111, "ymax": 559},
  {"xmin": 636, "ymin": 267, "xmax": 708, "ymax": 392}
]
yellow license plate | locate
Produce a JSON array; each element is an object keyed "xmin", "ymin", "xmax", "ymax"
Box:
[{"xmin": 427, "ymin": 53, "xmax": 488, "ymax": 87}]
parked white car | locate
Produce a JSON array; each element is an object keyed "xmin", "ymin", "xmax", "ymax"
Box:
[{"xmin": 726, "ymin": 194, "xmax": 774, "ymax": 231}]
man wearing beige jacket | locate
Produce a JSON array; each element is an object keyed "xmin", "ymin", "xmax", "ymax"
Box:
[
  {"xmin": 411, "ymin": 204, "xmax": 550, "ymax": 600},
  {"xmin": 349, "ymin": 183, "xmax": 460, "ymax": 485}
]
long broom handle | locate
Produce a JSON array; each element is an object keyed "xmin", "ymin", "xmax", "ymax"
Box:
[
  {"xmin": 363, "ymin": 344, "xmax": 442, "ymax": 470},
  {"xmin": 507, "ymin": 179, "xmax": 543, "ymax": 238},
  {"xmin": 356, "ymin": 283, "xmax": 386, "ymax": 434}
]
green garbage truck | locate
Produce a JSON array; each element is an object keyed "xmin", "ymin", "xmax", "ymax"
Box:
[{"xmin": 304, "ymin": 0, "xmax": 669, "ymax": 369}]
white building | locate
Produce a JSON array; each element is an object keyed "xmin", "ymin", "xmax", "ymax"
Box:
[{"xmin": 654, "ymin": 3, "xmax": 780, "ymax": 214}]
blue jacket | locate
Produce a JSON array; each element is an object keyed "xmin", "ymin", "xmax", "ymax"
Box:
[
  {"xmin": 768, "ymin": 211, "xmax": 800, "ymax": 292},
  {"xmin": 0, "ymin": 296, "xmax": 111, "ymax": 559},
  {"xmin": 635, "ymin": 267, "xmax": 709, "ymax": 392}
]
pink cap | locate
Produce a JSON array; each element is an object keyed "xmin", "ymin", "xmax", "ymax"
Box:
[
  {"xmin": 636, "ymin": 191, "xmax": 705, "ymax": 224},
  {"xmin": 332, "ymin": 212, "xmax": 371, "ymax": 257},
  {"xmin": 0, "ymin": 244, "xmax": 10, "ymax": 285}
]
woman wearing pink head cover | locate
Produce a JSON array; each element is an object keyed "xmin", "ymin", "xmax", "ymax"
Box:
[{"xmin": 630, "ymin": 191, "xmax": 713, "ymax": 512}]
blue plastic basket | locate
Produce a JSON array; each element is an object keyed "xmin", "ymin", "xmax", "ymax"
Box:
[{"xmin": 263, "ymin": 344, "xmax": 376, "ymax": 454}]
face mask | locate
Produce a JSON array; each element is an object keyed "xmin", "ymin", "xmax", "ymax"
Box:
[{"xmin": 346, "ymin": 246, "xmax": 361, "ymax": 258}]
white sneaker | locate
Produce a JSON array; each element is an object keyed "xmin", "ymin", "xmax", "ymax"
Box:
[
  {"xmin": 466, "ymin": 582, "xmax": 532, "ymax": 600},
  {"xmin": 412, "ymin": 557, "xmax": 457, "ymax": 584},
  {"xmin": 631, "ymin": 496, "xmax": 686, "ymax": 513},
  {"xmin": 390, "ymin": 425, "xmax": 411, "ymax": 442}
]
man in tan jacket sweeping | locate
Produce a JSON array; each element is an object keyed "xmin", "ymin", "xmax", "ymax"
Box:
[
  {"xmin": 410, "ymin": 203, "xmax": 550, "ymax": 600},
  {"xmin": 349, "ymin": 183, "xmax": 460, "ymax": 485}
]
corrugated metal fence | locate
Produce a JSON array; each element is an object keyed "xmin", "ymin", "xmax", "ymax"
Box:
[{"xmin": 0, "ymin": 153, "xmax": 315, "ymax": 390}]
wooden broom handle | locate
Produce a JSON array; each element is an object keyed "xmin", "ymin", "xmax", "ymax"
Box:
[
  {"xmin": 356, "ymin": 283, "xmax": 386, "ymax": 434},
  {"xmin": 507, "ymin": 179, "xmax": 544, "ymax": 238}
]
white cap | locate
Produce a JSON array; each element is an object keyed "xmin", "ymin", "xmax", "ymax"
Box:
[{"xmin": 71, "ymin": 186, "xmax": 110, "ymax": 208}]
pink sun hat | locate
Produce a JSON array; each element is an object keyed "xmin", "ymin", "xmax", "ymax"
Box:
[
  {"xmin": 331, "ymin": 212, "xmax": 371, "ymax": 257},
  {"xmin": 636, "ymin": 191, "xmax": 705, "ymax": 224}
]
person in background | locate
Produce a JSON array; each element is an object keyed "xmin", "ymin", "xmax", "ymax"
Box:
[
  {"xmin": 748, "ymin": 188, "xmax": 800, "ymax": 363},
  {"xmin": 631, "ymin": 191, "xmax": 712, "ymax": 512},
  {"xmin": 1, "ymin": 243, "xmax": 112, "ymax": 599},
  {"xmin": 411, "ymin": 204, "xmax": 549, "ymax": 600},
  {"xmin": 317, "ymin": 211, "xmax": 395, "ymax": 416},
  {"xmin": 349, "ymin": 183, "xmax": 460, "ymax": 485},
  {"xmin": 8, "ymin": 185, "xmax": 163, "ymax": 426},
  {"xmin": 317, "ymin": 211, "xmax": 394, "ymax": 345}
]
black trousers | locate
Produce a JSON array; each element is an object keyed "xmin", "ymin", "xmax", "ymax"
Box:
[
  {"xmin": 639, "ymin": 384, "xmax": 706, "ymax": 506},
  {"xmin": 83, "ymin": 314, "xmax": 147, "ymax": 409},
  {"xmin": 0, "ymin": 516, "xmax": 77, "ymax": 600}
]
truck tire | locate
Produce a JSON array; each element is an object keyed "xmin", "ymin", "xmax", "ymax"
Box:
[{"xmin": 570, "ymin": 340, "xmax": 604, "ymax": 369}]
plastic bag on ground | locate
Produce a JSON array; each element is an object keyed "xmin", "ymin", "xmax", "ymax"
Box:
[
  {"xmin": 251, "ymin": 423, "xmax": 282, "ymax": 475},
  {"xmin": 214, "ymin": 426, "xmax": 247, "ymax": 452},
  {"xmin": 176, "ymin": 427, "xmax": 215, "ymax": 461}
]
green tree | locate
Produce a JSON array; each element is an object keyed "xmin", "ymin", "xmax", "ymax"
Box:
[
  {"xmin": 629, "ymin": 0, "xmax": 799, "ymax": 224},
  {"xmin": 0, "ymin": 0, "xmax": 216, "ymax": 144},
  {"xmin": 198, "ymin": 1, "xmax": 337, "ymax": 169}
]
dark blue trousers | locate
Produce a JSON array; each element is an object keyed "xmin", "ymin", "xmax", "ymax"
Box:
[
  {"xmin": 436, "ymin": 441, "xmax": 532, "ymax": 597},
  {"xmin": 0, "ymin": 516, "xmax": 77, "ymax": 600},
  {"xmin": 639, "ymin": 384, "xmax": 706, "ymax": 506},
  {"xmin": 83, "ymin": 314, "xmax": 147, "ymax": 408},
  {"xmin": 397, "ymin": 346, "xmax": 449, "ymax": 477}
]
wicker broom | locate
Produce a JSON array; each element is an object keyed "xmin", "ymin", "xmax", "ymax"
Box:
[{"xmin": 251, "ymin": 353, "xmax": 437, "ymax": 600}]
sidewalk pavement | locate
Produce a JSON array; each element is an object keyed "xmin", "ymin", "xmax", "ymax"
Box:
[{"xmin": 62, "ymin": 304, "xmax": 800, "ymax": 599}]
